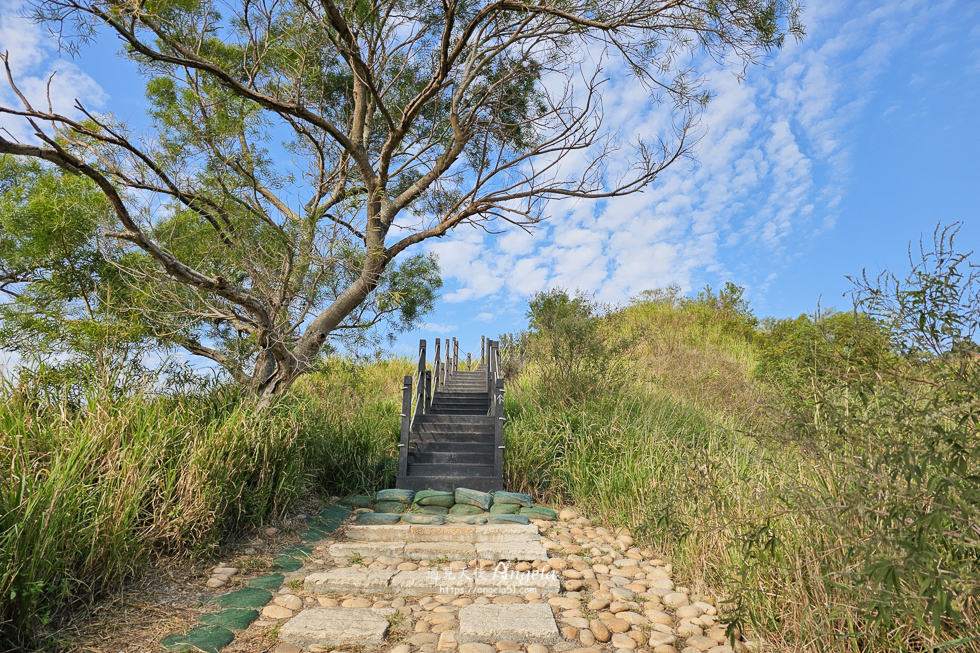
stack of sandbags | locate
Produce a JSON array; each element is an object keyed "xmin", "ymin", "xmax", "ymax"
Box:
[{"xmin": 342, "ymin": 487, "xmax": 559, "ymax": 525}]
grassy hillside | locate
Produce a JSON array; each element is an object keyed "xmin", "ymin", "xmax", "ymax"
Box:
[{"xmin": 502, "ymin": 284, "xmax": 979, "ymax": 653}]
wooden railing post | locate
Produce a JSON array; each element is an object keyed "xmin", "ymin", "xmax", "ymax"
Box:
[
  {"xmin": 415, "ymin": 340, "xmax": 426, "ymax": 420},
  {"xmin": 453, "ymin": 339, "xmax": 459, "ymax": 372},
  {"xmin": 493, "ymin": 377, "xmax": 505, "ymax": 479},
  {"xmin": 399, "ymin": 375, "xmax": 412, "ymax": 477},
  {"xmin": 424, "ymin": 370, "xmax": 432, "ymax": 411},
  {"xmin": 481, "ymin": 336, "xmax": 486, "ymax": 366},
  {"xmin": 433, "ymin": 338, "xmax": 442, "ymax": 395},
  {"xmin": 466, "ymin": 352, "xmax": 471, "ymax": 371}
]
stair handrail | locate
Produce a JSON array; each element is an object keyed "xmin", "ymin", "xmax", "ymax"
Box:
[
  {"xmin": 486, "ymin": 339, "xmax": 505, "ymax": 479},
  {"xmin": 433, "ymin": 338, "xmax": 442, "ymax": 395},
  {"xmin": 409, "ymin": 339, "xmax": 427, "ymax": 429}
]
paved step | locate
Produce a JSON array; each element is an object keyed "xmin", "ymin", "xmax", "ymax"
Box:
[
  {"xmin": 408, "ymin": 451, "xmax": 493, "ymax": 464},
  {"xmin": 410, "ymin": 442, "xmax": 495, "ymax": 454},
  {"xmin": 407, "ymin": 462, "xmax": 495, "ymax": 477},
  {"xmin": 396, "ymin": 475, "xmax": 503, "ymax": 491},
  {"xmin": 344, "ymin": 523, "xmax": 540, "ymax": 543},
  {"xmin": 411, "ymin": 435, "xmax": 494, "ymax": 447},
  {"xmin": 304, "ymin": 567, "xmax": 560, "ymax": 596},
  {"xmin": 459, "ymin": 604, "xmax": 561, "ymax": 644},
  {"xmin": 415, "ymin": 415, "xmax": 494, "ymax": 426},
  {"xmin": 328, "ymin": 540, "xmax": 548, "ymax": 564},
  {"xmin": 279, "ymin": 607, "xmax": 393, "ymax": 647}
]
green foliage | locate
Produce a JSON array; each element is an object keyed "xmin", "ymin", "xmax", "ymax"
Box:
[
  {"xmin": 0, "ymin": 355, "xmax": 409, "ymax": 648},
  {"xmin": 525, "ymin": 289, "xmax": 629, "ymax": 406}
]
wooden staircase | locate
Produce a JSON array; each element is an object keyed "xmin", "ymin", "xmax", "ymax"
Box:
[{"xmin": 396, "ymin": 338, "xmax": 504, "ymax": 492}]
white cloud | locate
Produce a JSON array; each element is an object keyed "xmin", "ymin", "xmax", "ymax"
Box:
[
  {"xmin": 429, "ymin": 0, "xmax": 939, "ymax": 306},
  {"xmin": 421, "ymin": 322, "xmax": 458, "ymax": 335},
  {"xmin": 0, "ymin": 2, "xmax": 107, "ymax": 141}
]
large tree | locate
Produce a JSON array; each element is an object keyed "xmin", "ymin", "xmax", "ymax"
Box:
[{"xmin": 0, "ymin": 0, "xmax": 802, "ymax": 405}]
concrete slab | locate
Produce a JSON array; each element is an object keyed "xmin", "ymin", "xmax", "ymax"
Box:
[
  {"xmin": 345, "ymin": 524, "xmax": 412, "ymax": 542},
  {"xmin": 329, "ymin": 542, "xmax": 405, "ymax": 564},
  {"xmin": 279, "ymin": 607, "xmax": 394, "ymax": 647},
  {"xmin": 409, "ymin": 525, "xmax": 476, "ymax": 542},
  {"xmin": 404, "ymin": 542, "xmax": 478, "ymax": 560},
  {"xmin": 472, "ymin": 524, "xmax": 540, "ymax": 543},
  {"xmin": 475, "ymin": 542, "xmax": 548, "ymax": 561},
  {"xmin": 304, "ymin": 569, "xmax": 396, "ymax": 594},
  {"xmin": 387, "ymin": 568, "xmax": 560, "ymax": 596},
  {"xmin": 343, "ymin": 523, "xmax": 540, "ymax": 544},
  {"xmin": 457, "ymin": 604, "xmax": 561, "ymax": 644}
]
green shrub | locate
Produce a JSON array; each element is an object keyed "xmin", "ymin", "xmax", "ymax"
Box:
[{"xmin": 524, "ymin": 289, "xmax": 629, "ymax": 407}]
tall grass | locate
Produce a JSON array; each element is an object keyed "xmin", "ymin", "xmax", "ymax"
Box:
[
  {"xmin": 503, "ymin": 290, "xmax": 979, "ymax": 653},
  {"xmin": 0, "ymin": 355, "xmax": 410, "ymax": 649}
]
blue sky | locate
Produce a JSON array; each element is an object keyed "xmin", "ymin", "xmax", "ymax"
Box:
[{"xmin": 1, "ymin": 0, "xmax": 978, "ymax": 364}]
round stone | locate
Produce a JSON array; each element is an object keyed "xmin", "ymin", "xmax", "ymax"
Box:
[
  {"xmin": 579, "ymin": 629, "xmax": 596, "ymax": 646},
  {"xmin": 261, "ymin": 605, "xmax": 293, "ymax": 619},
  {"xmin": 654, "ymin": 647, "xmax": 680, "ymax": 653},
  {"xmin": 460, "ymin": 645, "xmax": 496, "ymax": 653},
  {"xmin": 685, "ymin": 636, "xmax": 718, "ymax": 651},
  {"xmin": 645, "ymin": 610, "xmax": 673, "ymax": 626},
  {"xmin": 589, "ymin": 620, "xmax": 611, "ymax": 643},
  {"xmin": 610, "ymin": 633, "xmax": 636, "ymax": 649},
  {"xmin": 561, "ymin": 626, "xmax": 579, "ymax": 640},
  {"xmin": 527, "ymin": 645, "xmax": 549, "ymax": 653},
  {"xmin": 495, "ymin": 641, "xmax": 521, "ymax": 650},
  {"xmin": 391, "ymin": 645, "xmax": 412, "ymax": 653},
  {"xmin": 676, "ymin": 623, "xmax": 703, "ymax": 637},
  {"xmin": 587, "ymin": 598, "xmax": 610, "ymax": 611},
  {"xmin": 281, "ymin": 595, "xmax": 303, "ymax": 611},
  {"xmin": 648, "ymin": 632, "xmax": 677, "ymax": 647},
  {"xmin": 663, "ymin": 593, "xmax": 690, "ymax": 608},
  {"xmin": 603, "ymin": 617, "xmax": 630, "ymax": 633},
  {"xmin": 676, "ymin": 605, "xmax": 703, "ymax": 619},
  {"xmin": 206, "ymin": 578, "xmax": 226, "ymax": 588}
]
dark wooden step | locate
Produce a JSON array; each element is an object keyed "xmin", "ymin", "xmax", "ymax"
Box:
[
  {"xmin": 410, "ymin": 441, "xmax": 495, "ymax": 454},
  {"xmin": 395, "ymin": 475, "xmax": 503, "ymax": 492},
  {"xmin": 408, "ymin": 463, "xmax": 495, "ymax": 477},
  {"xmin": 415, "ymin": 415, "xmax": 493, "ymax": 426},
  {"xmin": 412, "ymin": 432, "xmax": 494, "ymax": 445},
  {"xmin": 409, "ymin": 451, "xmax": 493, "ymax": 464}
]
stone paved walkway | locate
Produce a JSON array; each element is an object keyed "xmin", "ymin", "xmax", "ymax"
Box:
[{"xmin": 164, "ymin": 498, "xmax": 760, "ymax": 653}]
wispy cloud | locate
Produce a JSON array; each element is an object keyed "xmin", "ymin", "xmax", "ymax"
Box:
[
  {"xmin": 0, "ymin": 1, "xmax": 107, "ymax": 141},
  {"xmin": 427, "ymin": 0, "xmax": 941, "ymax": 309}
]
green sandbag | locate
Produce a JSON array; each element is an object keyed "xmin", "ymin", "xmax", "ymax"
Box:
[
  {"xmin": 357, "ymin": 513, "xmax": 402, "ymax": 525},
  {"xmin": 487, "ymin": 514, "xmax": 531, "ymax": 525},
  {"xmin": 489, "ymin": 503, "xmax": 521, "ymax": 514},
  {"xmin": 414, "ymin": 489, "xmax": 456, "ymax": 508},
  {"xmin": 455, "ymin": 487, "xmax": 492, "ymax": 510},
  {"xmin": 340, "ymin": 495, "xmax": 373, "ymax": 509},
  {"xmin": 162, "ymin": 626, "xmax": 234, "ymax": 652},
  {"xmin": 248, "ymin": 573, "xmax": 285, "ymax": 590},
  {"xmin": 372, "ymin": 500, "xmax": 407, "ymax": 513},
  {"xmin": 376, "ymin": 488, "xmax": 415, "ymax": 504},
  {"xmin": 446, "ymin": 515, "xmax": 488, "ymax": 524},
  {"xmin": 520, "ymin": 506, "xmax": 557, "ymax": 521},
  {"xmin": 412, "ymin": 504, "xmax": 449, "ymax": 515},
  {"xmin": 448, "ymin": 503, "xmax": 486, "ymax": 515},
  {"xmin": 401, "ymin": 514, "xmax": 446, "ymax": 525},
  {"xmin": 199, "ymin": 608, "xmax": 259, "ymax": 631},
  {"xmin": 211, "ymin": 587, "xmax": 272, "ymax": 608},
  {"xmin": 492, "ymin": 491, "xmax": 532, "ymax": 507}
]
